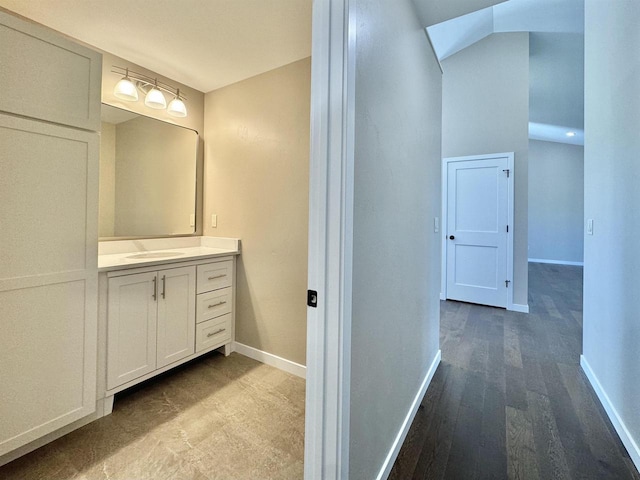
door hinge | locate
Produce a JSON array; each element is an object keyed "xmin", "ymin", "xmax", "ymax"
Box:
[
  {"xmin": 505, "ymin": 280, "xmax": 511, "ymax": 288},
  {"xmin": 307, "ymin": 290, "xmax": 318, "ymax": 308},
  {"xmin": 506, "ymin": 225, "xmax": 509, "ymax": 233},
  {"xmin": 503, "ymin": 169, "xmax": 510, "ymax": 178}
]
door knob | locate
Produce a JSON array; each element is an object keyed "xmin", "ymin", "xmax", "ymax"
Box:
[{"xmin": 449, "ymin": 235, "xmax": 455, "ymax": 240}]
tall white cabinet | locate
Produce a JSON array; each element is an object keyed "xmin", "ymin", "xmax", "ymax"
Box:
[{"xmin": 0, "ymin": 11, "xmax": 101, "ymax": 457}]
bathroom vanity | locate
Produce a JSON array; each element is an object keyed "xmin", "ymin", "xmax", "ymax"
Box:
[{"xmin": 97, "ymin": 236, "xmax": 240, "ymax": 413}]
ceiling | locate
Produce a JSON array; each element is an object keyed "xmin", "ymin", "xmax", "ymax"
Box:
[
  {"xmin": 427, "ymin": 0, "xmax": 585, "ymax": 145},
  {"xmin": 0, "ymin": 0, "xmax": 312, "ymax": 93}
]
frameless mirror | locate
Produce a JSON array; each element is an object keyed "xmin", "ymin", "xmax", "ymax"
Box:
[{"xmin": 99, "ymin": 104, "xmax": 198, "ymax": 239}]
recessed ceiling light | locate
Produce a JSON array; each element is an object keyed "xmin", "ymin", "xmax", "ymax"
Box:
[{"xmin": 566, "ymin": 131, "xmax": 576, "ymax": 137}]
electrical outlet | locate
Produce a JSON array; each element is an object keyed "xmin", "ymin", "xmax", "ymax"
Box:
[{"xmin": 211, "ymin": 214, "xmax": 217, "ymax": 228}]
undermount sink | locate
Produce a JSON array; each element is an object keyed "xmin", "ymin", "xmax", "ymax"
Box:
[{"xmin": 126, "ymin": 251, "xmax": 185, "ymax": 260}]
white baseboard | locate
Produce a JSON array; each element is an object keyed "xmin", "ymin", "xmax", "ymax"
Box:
[
  {"xmin": 528, "ymin": 258, "xmax": 584, "ymax": 267},
  {"xmin": 376, "ymin": 349, "xmax": 442, "ymax": 480},
  {"xmin": 581, "ymin": 355, "xmax": 640, "ymax": 471},
  {"xmin": 233, "ymin": 342, "xmax": 306, "ymax": 379},
  {"xmin": 509, "ymin": 303, "xmax": 530, "ymax": 314}
]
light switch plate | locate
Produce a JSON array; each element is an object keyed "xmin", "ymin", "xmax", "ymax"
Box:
[
  {"xmin": 434, "ymin": 217, "xmax": 440, "ymax": 233},
  {"xmin": 587, "ymin": 219, "xmax": 594, "ymax": 235},
  {"xmin": 211, "ymin": 214, "xmax": 217, "ymax": 228}
]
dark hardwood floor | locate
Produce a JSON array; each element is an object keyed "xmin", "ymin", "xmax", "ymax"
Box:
[{"xmin": 389, "ymin": 262, "xmax": 640, "ymax": 480}]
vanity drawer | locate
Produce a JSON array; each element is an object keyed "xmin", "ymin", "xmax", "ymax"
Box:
[
  {"xmin": 197, "ymin": 260, "xmax": 233, "ymax": 293},
  {"xmin": 196, "ymin": 314, "xmax": 231, "ymax": 353},
  {"xmin": 196, "ymin": 287, "xmax": 232, "ymax": 323}
]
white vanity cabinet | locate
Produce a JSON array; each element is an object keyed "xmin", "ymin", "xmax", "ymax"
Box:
[
  {"xmin": 107, "ymin": 266, "xmax": 196, "ymax": 390},
  {"xmin": 103, "ymin": 254, "xmax": 236, "ymax": 397}
]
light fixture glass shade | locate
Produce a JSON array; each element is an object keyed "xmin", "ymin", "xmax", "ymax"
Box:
[
  {"xmin": 167, "ymin": 97, "xmax": 187, "ymax": 117},
  {"xmin": 145, "ymin": 88, "xmax": 166, "ymax": 109},
  {"xmin": 114, "ymin": 77, "xmax": 138, "ymax": 101}
]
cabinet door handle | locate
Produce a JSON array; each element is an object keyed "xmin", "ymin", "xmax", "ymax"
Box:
[
  {"xmin": 161, "ymin": 275, "xmax": 166, "ymax": 299},
  {"xmin": 208, "ymin": 274, "xmax": 226, "ymax": 281},
  {"xmin": 208, "ymin": 301, "xmax": 227, "ymax": 309},
  {"xmin": 207, "ymin": 328, "xmax": 226, "ymax": 337},
  {"xmin": 152, "ymin": 277, "xmax": 157, "ymax": 301}
]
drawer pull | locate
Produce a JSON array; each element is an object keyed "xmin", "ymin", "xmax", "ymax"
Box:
[
  {"xmin": 208, "ymin": 301, "xmax": 227, "ymax": 309},
  {"xmin": 208, "ymin": 274, "xmax": 226, "ymax": 281},
  {"xmin": 207, "ymin": 328, "xmax": 226, "ymax": 337}
]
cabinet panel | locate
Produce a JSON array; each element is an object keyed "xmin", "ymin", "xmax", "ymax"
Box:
[
  {"xmin": 0, "ymin": 114, "xmax": 99, "ymax": 280},
  {"xmin": 196, "ymin": 260, "xmax": 233, "ymax": 293},
  {"xmin": 157, "ymin": 266, "xmax": 196, "ymax": 369},
  {"xmin": 0, "ymin": 281, "xmax": 95, "ymax": 455},
  {"xmin": 107, "ymin": 272, "xmax": 157, "ymax": 390},
  {"xmin": 196, "ymin": 287, "xmax": 232, "ymax": 324},
  {"xmin": 0, "ymin": 11, "xmax": 101, "ymax": 130}
]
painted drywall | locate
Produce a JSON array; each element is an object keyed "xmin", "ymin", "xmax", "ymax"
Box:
[
  {"xmin": 98, "ymin": 122, "xmax": 116, "ymax": 237},
  {"xmin": 529, "ymin": 32, "xmax": 584, "ymax": 130},
  {"xmin": 350, "ymin": 1, "xmax": 442, "ymax": 478},
  {"xmin": 101, "ymin": 51, "xmax": 205, "ymax": 237},
  {"xmin": 528, "ymin": 140, "xmax": 583, "ymax": 264},
  {"xmin": 412, "ymin": 0, "xmax": 506, "ymax": 27},
  {"xmin": 583, "ymin": 0, "xmax": 640, "ymax": 470},
  {"xmin": 442, "ymin": 32, "xmax": 529, "ymax": 308},
  {"xmin": 203, "ymin": 58, "xmax": 310, "ymax": 366}
]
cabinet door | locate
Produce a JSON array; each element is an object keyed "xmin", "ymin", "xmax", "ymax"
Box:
[
  {"xmin": 107, "ymin": 272, "xmax": 158, "ymax": 390},
  {"xmin": 0, "ymin": 11, "xmax": 101, "ymax": 130},
  {"xmin": 0, "ymin": 115, "xmax": 99, "ymax": 456},
  {"xmin": 157, "ymin": 266, "xmax": 196, "ymax": 369}
]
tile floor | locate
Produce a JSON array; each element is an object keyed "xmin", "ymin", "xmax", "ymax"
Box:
[{"xmin": 0, "ymin": 352, "xmax": 306, "ymax": 480}]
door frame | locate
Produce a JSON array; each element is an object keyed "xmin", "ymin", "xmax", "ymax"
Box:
[
  {"xmin": 304, "ymin": 0, "xmax": 356, "ymax": 479},
  {"xmin": 441, "ymin": 152, "xmax": 516, "ymax": 310}
]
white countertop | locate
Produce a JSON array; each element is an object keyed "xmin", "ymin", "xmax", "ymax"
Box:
[{"xmin": 98, "ymin": 237, "xmax": 240, "ymax": 272}]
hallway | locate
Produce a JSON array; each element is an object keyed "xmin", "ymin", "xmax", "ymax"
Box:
[{"xmin": 390, "ymin": 262, "xmax": 640, "ymax": 479}]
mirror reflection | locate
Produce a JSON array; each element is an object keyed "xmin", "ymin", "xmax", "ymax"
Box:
[{"xmin": 99, "ymin": 104, "xmax": 197, "ymax": 239}]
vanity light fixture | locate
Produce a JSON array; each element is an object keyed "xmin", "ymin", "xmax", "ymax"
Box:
[
  {"xmin": 111, "ymin": 65, "xmax": 188, "ymax": 117},
  {"xmin": 167, "ymin": 89, "xmax": 187, "ymax": 118},
  {"xmin": 113, "ymin": 68, "xmax": 138, "ymax": 101},
  {"xmin": 144, "ymin": 80, "xmax": 167, "ymax": 110}
]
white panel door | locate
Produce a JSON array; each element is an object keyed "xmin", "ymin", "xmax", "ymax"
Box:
[
  {"xmin": 446, "ymin": 157, "xmax": 509, "ymax": 307},
  {"xmin": 156, "ymin": 266, "xmax": 196, "ymax": 369},
  {"xmin": 107, "ymin": 272, "xmax": 158, "ymax": 390}
]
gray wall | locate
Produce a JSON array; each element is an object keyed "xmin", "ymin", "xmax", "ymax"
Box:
[
  {"xmin": 583, "ymin": 0, "xmax": 640, "ymax": 468},
  {"xmin": 442, "ymin": 32, "xmax": 530, "ymax": 308},
  {"xmin": 203, "ymin": 59, "xmax": 310, "ymax": 365},
  {"xmin": 529, "ymin": 32, "xmax": 584, "ymax": 129},
  {"xmin": 350, "ymin": 1, "xmax": 442, "ymax": 478},
  {"xmin": 528, "ymin": 140, "xmax": 584, "ymax": 264}
]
